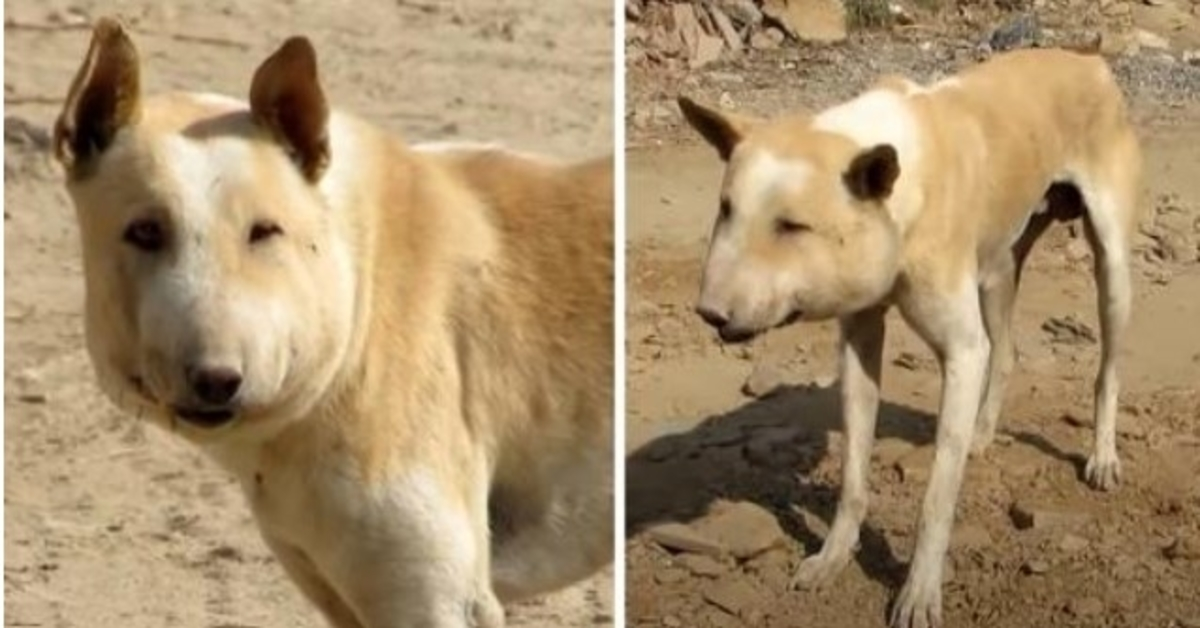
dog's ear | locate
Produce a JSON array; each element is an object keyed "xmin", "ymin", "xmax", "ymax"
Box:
[
  {"xmin": 843, "ymin": 144, "xmax": 900, "ymax": 202},
  {"xmin": 53, "ymin": 18, "xmax": 142, "ymax": 172},
  {"xmin": 678, "ymin": 96, "xmax": 755, "ymax": 161},
  {"xmin": 249, "ymin": 36, "xmax": 330, "ymax": 182}
]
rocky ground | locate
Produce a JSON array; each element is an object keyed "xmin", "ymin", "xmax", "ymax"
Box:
[
  {"xmin": 625, "ymin": 1, "xmax": 1200, "ymax": 627},
  {"xmin": 4, "ymin": 1, "xmax": 613, "ymax": 626}
]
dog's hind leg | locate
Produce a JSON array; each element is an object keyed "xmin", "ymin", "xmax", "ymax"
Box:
[
  {"xmin": 489, "ymin": 446, "xmax": 613, "ymax": 602},
  {"xmin": 792, "ymin": 307, "xmax": 886, "ymax": 589},
  {"xmin": 1075, "ymin": 135, "xmax": 1139, "ymax": 491}
]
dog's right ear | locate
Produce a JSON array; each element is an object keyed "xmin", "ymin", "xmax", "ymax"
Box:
[
  {"xmin": 53, "ymin": 18, "xmax": 142, "ymax": 172},
  {"xmin": 678, "ymin": 96, "xmax": 754, "ymax": 161},
  {"xmin": 250, "ymin": 36, "xmax": 330, "ymax": 182}
]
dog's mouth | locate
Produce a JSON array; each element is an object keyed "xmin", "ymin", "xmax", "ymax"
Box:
[
  {"xmin": 716, "ymin": 309, "xmax": 803, "ymax": 344},
  {"xmin": 172, "ymin": 405, "xmax": 238, "ymax": 428}
]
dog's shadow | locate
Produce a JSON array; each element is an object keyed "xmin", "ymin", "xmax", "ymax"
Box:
[{"xmin": 627, "ymin": 381, "xmax": 936, "ymax": 589}]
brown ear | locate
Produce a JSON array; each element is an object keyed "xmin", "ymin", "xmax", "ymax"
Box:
[
  {"xmin": 677, "ymin": 96, "xmax": 755, "ymax": 161},
  {"xmin": 249, "ymin": 37, "xmax": 330, "ymax": 182},
  {"xmin": 53, "ymin": 17, "xmax": 141, "ymax": 171},
  {"xmin": 843, "ymin": 144, "xmax": 900, "ymax": 201}
]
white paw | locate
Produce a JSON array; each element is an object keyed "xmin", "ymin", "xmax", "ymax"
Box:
[
  {"xmin": 790, "ymin": 548, "xmax": 851, "ymax": 590},
  {"xmin": 889, "ymin": 578, "xmax": 943, "ymax": 628},
  {"xmin": 1084, "ymin": 450, "xmax": 1121, "ymax": 491}
]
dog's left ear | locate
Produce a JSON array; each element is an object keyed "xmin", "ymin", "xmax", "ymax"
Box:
[
  {"xmin": 843, "ymin": 144, "xmax": 900, "ymax": 202},
  {"xmin": 250, "ymin": 36, "xmax": 330, "ymax": 182}
]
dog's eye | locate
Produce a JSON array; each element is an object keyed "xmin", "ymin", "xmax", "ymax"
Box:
[
  {"xmin": 123, "ymin": 219, "xmax": 167, "ymax": 252},
  {"xmin": 718, "ymin": 199, "xmax": 732, "ymax": 222},
  {"xmin": 775, "ymin": 218, "xmax": 811, "ymax": 235},
  {"xmin": 249, "ymin": 220, "xmax": 285, "ymax": 244}
]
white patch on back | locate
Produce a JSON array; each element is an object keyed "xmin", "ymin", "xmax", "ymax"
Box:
[{"xmin": 813, "ymin": 89, "xmax": 924, "ymax": 228}]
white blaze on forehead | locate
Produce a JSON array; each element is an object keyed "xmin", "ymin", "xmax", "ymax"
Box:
[
  {"xmin": 157, "ymin": 133, "xmax": 259, "ymax": 233},
  {"xmin": 727, "ymin": 148, "xmax": 814, "ymax": 222}
]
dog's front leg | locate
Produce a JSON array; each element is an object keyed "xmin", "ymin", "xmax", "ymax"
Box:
[
  {"xmin": 792, "ymin": 307, "xmax": 886, "ymax": 589},
  {"xmin": 891, "ymin": 289, "xmax": 989, "ymax": 628},
  {"xmin": 264, "ymin": 535, "xmax": 365, "ymax": 628}
]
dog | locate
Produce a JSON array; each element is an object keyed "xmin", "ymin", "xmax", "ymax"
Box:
[
  {"xmin": 54, "ymin": 19, "xmax": 613, "ymax": 628},
  {"xmin": 679, "ymin": 47, "xmax": 1140, "ymax": 628}
]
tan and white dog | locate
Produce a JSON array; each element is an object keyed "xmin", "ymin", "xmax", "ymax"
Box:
[
  {"xmin": 55, "ymin": 19, "xmax": 613, "ymax": 628},
  {"xmin": 680, "ymin": 48, "xmax": 1140, "ymax": 627}
]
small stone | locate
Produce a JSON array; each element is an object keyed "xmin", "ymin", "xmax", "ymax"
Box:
[
  {"xmin": 1184, "ymin": 50, "xmax": 1200, "ymax": 66},
  {"xmin": 813, "ymin": 373, "xmax": 837, "ymax": 389},
  {"xmin": 1059, "ymin": 533, "xmax": 1090, "ymax": 553},
  {"xmin": 873, "ymin": 438, "xmax": 915, "ymax": 468},
  {"xmin": 990, "ymin": 14, "xmax": 1041, "ymax": 51},
  {"xmin": 1163, "ymin": 536, "xmax": 1200, "ymax": 561},
  {"xmin": 662, "ymin": 616, "xmax": 683, "ymax": 628},
  {"xmin": 706, "ymin": 5, "xmax": 743, "ymax": 54},
  {"xmin": 750, "ymin": 26, "xmax": 785, "ymax": 50},
  {"xmin": 1023, "ymin": 559, "xmax": 1051, "ymax": 575},
  {"xmin": 693, "ymin": 500, "xmax": 787, "ymax": 560},
  {"xmin": 1009, "ymin": 501, "xmax": 1092, "ymax": 531},
  {"xmin": 1042, "ymin": 315, "xmax": 1097, "ymax": 345},
  {"xmin": 1067, "ymin": 596, "xmax": 1105, "ymax": 617},
  {"xmin": 743, "ymin": 363, "xmax": 786, "ymax": 398},
  {"xmin": 702, "ymin": 578, "xmax": 766, "ymax": 618},
  {"xmin": 762, "ymin": 0, "xmax": 847, "ymax": 43},
  {"xmin": 895, "ymin": 446, "xmax": 934, "ymax": 484},
  {"xmin": 645, "ymin": 522, "xmax": 726, "ymax": 557},
  {"xmin": 678, "ymin": 553, "xmax": 727, "ymax": 578},
  {"xmin": 1134, "ymin": 28, "xmax": 1170, "ymax": 51},
  {"xmin": 952, "ymin": 524, "xmax": 993, "ymax": 551},
  {"xmin": 655, "ymin": 567, "xmax": 688, "ymax": 584},
  {"xmin": 893, "ymin": 351, "xmax": 922, "ymax": 370},
  {"xmin": 716, "ymin": 0, "xmax": 763, "ymax": 27}
]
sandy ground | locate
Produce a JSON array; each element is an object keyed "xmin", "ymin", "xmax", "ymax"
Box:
[
  {"xmin": 624, "ymin": 21, "xmax": 1200, "ymax": 628},
  {"xmin": 3, "ymin": 1, "xmax": 613, "ymax": 626}
]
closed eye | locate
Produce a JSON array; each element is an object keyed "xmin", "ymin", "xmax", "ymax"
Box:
[
  {"xmin": 775, "ymin": 218, "xmax": 811, "ymax": 235},
  {"xmin": 249, "ymin": 220, "xmax": 285, "ymax": 244}
]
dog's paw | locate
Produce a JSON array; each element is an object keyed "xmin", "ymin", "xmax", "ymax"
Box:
[
  {"xmin": 1084, "ymin": 451, "xmax": 1121, "ymax": 491},
  {"xmin": 889, "ymin": 580, "xmax": 943, "ymax": 628},
  {"xmin": 790, "ymin": 550, "xmax": 851, "ymax": 590},
  {"xmin": 969, "ymin": 431, "xmax": 994, "ymax": 457}
]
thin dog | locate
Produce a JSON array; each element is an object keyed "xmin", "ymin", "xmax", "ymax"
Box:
[
  {"xmin": 679, "ymin": 48, "xmax": 1140, "ymax": 627},
  {"xmin": 55, "ymin": 19, "xmax": 613, "ymax": 628}
]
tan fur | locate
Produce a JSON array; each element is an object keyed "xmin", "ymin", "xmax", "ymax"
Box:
[
  {"xmin": 682, "ymin": 49, "xmax": 1140, "ymax": 628},
  {"xmin": 57, "ymin": 19, "xmax": 612, "ymax": 628}
]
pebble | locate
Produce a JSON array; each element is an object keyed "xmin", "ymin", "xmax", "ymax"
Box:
[
  {"xmin": 1009, "ymin": 501, "xmax": 1091, "ymax": 531},
  {"xmin": 693, "ymin": 500, "xmax": 787, "ymax": 560}
]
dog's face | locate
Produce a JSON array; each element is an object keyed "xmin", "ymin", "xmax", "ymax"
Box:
[
  {"xmin": 55, "ymin": 20, "xmax": 355, "ymax": 439},
  {"xmin": 679, "ymin": 98, "xmax": 903, "ymax": 342}
]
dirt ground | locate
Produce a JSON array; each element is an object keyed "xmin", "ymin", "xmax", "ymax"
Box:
[
  {"xmin": 3, "ymin": 1, "xmax": 612, "ymax": 626},
  {"xmin": 625, "ymin": 6, "xmax": 1200, "ymax": 628}
]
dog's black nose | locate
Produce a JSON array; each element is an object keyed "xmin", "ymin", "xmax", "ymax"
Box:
[
  {"xmin": 695, "ymin": 304, "xmax": 730, "ymax": 329},
  {"xmin": 188, "ymin": 366, "xmax": 243, "ymax": 405}
]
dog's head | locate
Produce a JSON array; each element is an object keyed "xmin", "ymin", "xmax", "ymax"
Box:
[
  {"xmin": 55, "ymin": 19, "xmax": 357, "ymax": 440},
  {"xmin": 678, "ymin": 97, "xmax": 903, "ymax": 342}
]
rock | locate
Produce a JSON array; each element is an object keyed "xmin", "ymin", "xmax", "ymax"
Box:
[
  {"xmin": 1134, "ymin": 28, "xmax": 1171, "ymax": 50},
  {"xmin": 655, "ymin": 567, "xmax": 688, "ymax": 584},
  {"xmin": 1009, "ymin": 501, "xmax": 1092, "ymax": 531},
  {"xmin": 678, "ymin": 553, "xmax": 727, "ymax": 578},
  {"xmin": 750, "ymin": 26, "xmax": 786, "ymax": 50},
  {"xmin": 951, "ymin": 524, "xmax": 993, "ymax": 551},
  {"xmin": 1184, "ymin": 50, "xmax": 1200, "ymax": 65},
  {"xmin": 1066, "ymin": 596, "xmax": 1105, "ymax": 617},
  {"xmin": 706, "ymin": 5, "xmax": 743, "ymax": 54},
  {"xmin": 1042, "ymin": 315, "xmax": 1098, "ymax": 345},
  {"xmin": 691, "ymin": 33, "xmax": 726, "ymax": 69},
  {"xmin": 645, "ymin": 522, "xmax": 726, "ymax": 557},
  {"xmin": 989, "ymin": 14, "xmax": 1041, "ymax": 51},
  {"xmin": 4, "ymin": 116, "xmax": 51, "ymax": 151},
  {"xmin": 1059, "ymin": 533, "xmax": 1090, "ymax": 553},
  {"xmin": 873, "ymin": 437, "xmax": 915, "ymax": 468},
  {"xmin": 893, "ymin": 351, "xmax": 922, "ymax": 370},
  {"xmin": 762, "ymin": 0, "xmax": 848, "ymax": 43},
  {"xmin": 895, "ymin": 446, "xmax": 934, "ymax": 484},
  {"xmin": 1022, "ymin": 558, "xmax": 1051, "ymax": 574},
  {"xmin": 1100, "ymin": 29, "xmax": 1138, "ymax": 56},
  {"xmin": 716, "ymin": 0, "xmax": 763, "ymax": 27},
  {"xmin": 662, "ymin": 616, "xmax": 683, "ymax": 628},
  {"xmin": 693, "ymin": 500, "xmax": 787, "ymax": 560},
  {"xmin": 625, "ymin": 0, "xmax": 642, "ymax": 21},
  {"xmin": 1163, "ymin": 535, "xmax": 1200, "ymax": 561},
  {"xmin": 743, "ymin": 363, "xmax": 786, "ymax": 398},
  {"xmin": 702, "ymin": 578, "xmax": 766, "ymax": 618}
]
